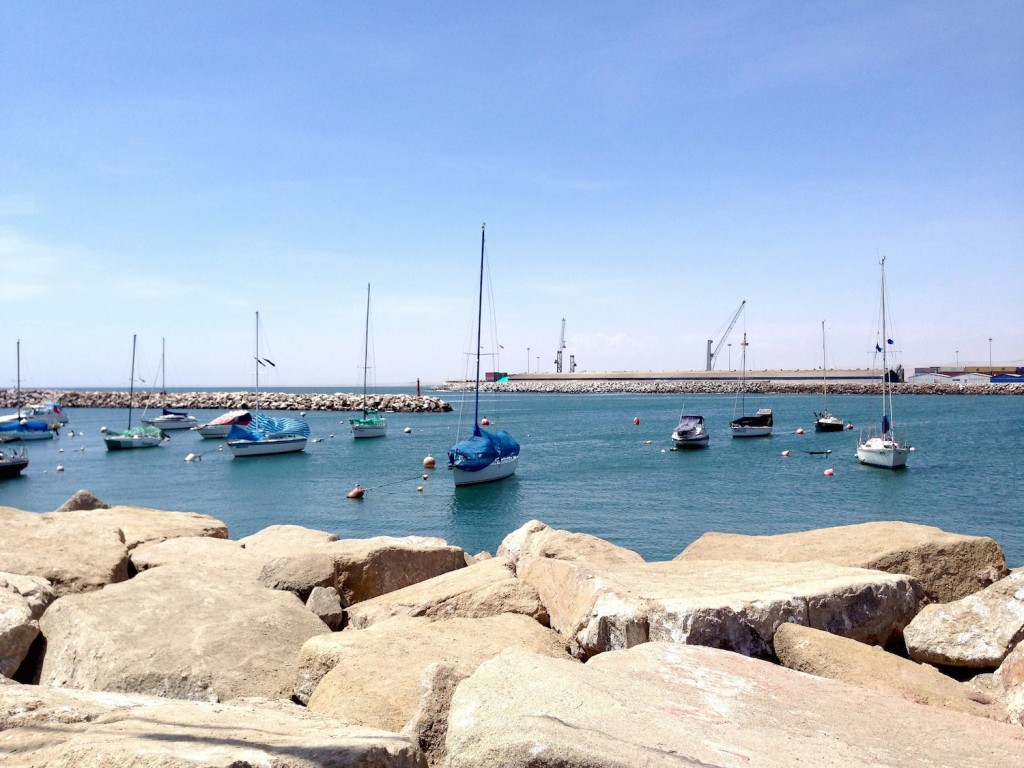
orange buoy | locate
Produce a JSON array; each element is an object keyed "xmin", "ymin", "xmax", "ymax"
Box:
[
  {"xmin": 795, "ymin": 428, "xmax": 805, "ymax": 435},
  {"xmin": 423, "ymin": 455, "xmax": 436, "ymax": 469},
  {"xmin": 481, "ymin": 417, "xmax": 490, "ymax": 426},
  {"xmin": 824, "ymin": 468, "xmax": 835, "ymax": 477},
  {"xmin": 781, "ymin": 450, "xmax": 791, "ymax": 457},
  {"xmin": 347, "ymin": 485, "xmax": 365, "ymax": 499},
  {"xmin": 633, "ymin": 417, "xmax": 640, "ymax": 425}
]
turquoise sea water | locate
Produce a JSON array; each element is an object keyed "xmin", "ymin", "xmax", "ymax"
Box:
[{"xmin": 2, "ymin": 391, "xmax": 1022, "ymax": 567}]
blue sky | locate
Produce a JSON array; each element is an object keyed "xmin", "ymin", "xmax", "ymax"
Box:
[{"xmin": 2, "ymin": 2, "xmax": 1021, "ymax": 387}]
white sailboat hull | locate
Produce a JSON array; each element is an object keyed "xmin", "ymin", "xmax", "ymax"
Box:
[
  {"xmin": 351, "ymin": 424, "xmax": 387, "ymax": 439},
  {"xmin": 144, "ymin": 416, "xmax": 198, "ymax": 430},
  {"xmin": 104, "ymin": 434, "xmax": 163, "ymax": 450},
  {"xmin": 856, "ymin": 435, "xmax": 912, "ymax": 469},
  {"xmin": 9, "ymin": 429, "xmax": 55, "ymax": 441},
  {"xmin": 227, "ymin": 435, "xmax": 307, "ymax": 457},
  {"xmin": 197, "ymin": 424, "xmax": 232, "ymax": 439},
  {"xmin": 730, "ymin": 424, "xmax": 773, "ymax": 438},
  {"xmin": 451, "ymin": 454, "xmax": 518, "ymax": 486}
]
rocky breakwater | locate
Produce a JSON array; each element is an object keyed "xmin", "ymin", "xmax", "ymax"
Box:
[
  {"xmin": 435, "ymin": 379, "xmax": 1024, "ymax": 395},
  {"xmin": 1, "ymin": 388, "xmax": 452, "ymax": 412},
  {"xmin": 2, "ymin": 495, "xmax": 1023, "ymax": 767}
]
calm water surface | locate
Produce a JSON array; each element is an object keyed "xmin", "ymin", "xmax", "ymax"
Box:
[{"xmin": 2, "ymin": 391, "xmax": 1022, "ymax": 567}]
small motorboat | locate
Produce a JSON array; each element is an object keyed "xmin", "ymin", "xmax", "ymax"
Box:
[
  {"xmin": 144, "ymin": 408, "xmax": 199, "ymax": 431},
  {"xmin": 671, "ymin": 414, "xmax": 709, "ymax": 448},
  {"xmin": 195, "ymin": 410, "xmax": 252, "ymax": 439},
  {"xmin": 0, "ymin": 444, "xmax": 29, "ymax": 479}
]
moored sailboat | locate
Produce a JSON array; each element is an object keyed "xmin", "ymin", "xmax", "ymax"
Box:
[
  {"xmin": 856, "ymin": 257, "xmax": 913, "ymax": 469},
  {"xmin": 814, "ymin": 320, "xmax": 846, "ymax": 432},
  {"xmin": 226, "ymin": 312, "xmax": 309, "ymax": 457},
  {"xmin": 729, "ymin": 332, "xmax": 773, "ymax": 437},
  {"xmin": 104, "ymin": 335, "xmax": 165, "ymax": 450},
  {"xmin": 195, "ymin": 409, "xmax": 252, "ymax": 439},
  {"xmin": 0, "ymin": 340, "xmax": 56, "ymax": 442},
  {"xmin": 144, "ymin": 338, "xmax": 198, "ymax": 430},
  {"xmin": 448, "ymin": 224, "xmax": 520, "ymax": 485},
  {"xmin": 349, "ymin": 283, "xmax": 387, "ymax": 439}
]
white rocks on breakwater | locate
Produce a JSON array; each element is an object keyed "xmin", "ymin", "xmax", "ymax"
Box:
[
  {"xmin": 0, "ymin": 390, "xmax": 452, "ymax": 412},
  {"xmin": 435, "ymin": 379, "xmax": 1024, "ymax": 396}
]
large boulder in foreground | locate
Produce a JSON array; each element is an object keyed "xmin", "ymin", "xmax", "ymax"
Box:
[
  {"xmin": 346, "ymin": 556, "xmax": 548, "ymax": 629},
  {"xmin": 904, "ymin": 571, "xmax": 1024, "ymax": 669},
  {"xmin": 37, "ymin": 565, "xmax": 330, "ymax": 701},
  {"xmin": 773, "ymin": 622, "xmax": 1005, "ymax": 721},
  {"xmin": 518, "ymin": 554, "xmax": 923, "ymax": 659},
  {"xmin": 444, "ymin": 643, "xmax": 1024, "ymax": 768},
  {"xmin": 0, "ymin": 506, "xmax": 130, "ymax": 596},
  {"xmin": 130, "ymin": 536, "xmax": 266, "ymax": 581},
  {"xmin": 319, "ymin": 536, "xmax": 467, "ymax": 605},
  {"xmin": 238, "ymin": 523, "xmax": 339, "ymax": 554},
  {"xmin": 498, "ymin": 519, "xmax": 645, "ymax": 569},
  {"xmin": 300, "ymin": 615, "xmax": 571, "ymax": 737},
  {"xmin": 0, "ymin": 682, "xmax": 425, "ymax": 768},
  {"xmin": 48, "ymin": 497, "xmax": 228, "ymax": 548},
  {"xmin": 678, "ymin": 522, "xmax": 1007, "ymax": 603},
  {"xmin": 998, "ymin": 641, "xmax": 1024, "ymax": 725}
]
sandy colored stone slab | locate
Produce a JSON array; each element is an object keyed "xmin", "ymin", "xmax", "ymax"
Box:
[
  {"xmin": 773, "ymin": 622, "xmax": 1004, "ymax": 721},
  {"xmin": 299, "ymin": 615, "xmax": 572, "ymax": 727},
  {"xmin": 37, "ymin": 565, "xmax": 330, "ymax": 701},
  {"xmin": 519, "ymin": 556, "xmax": 922, "ymax": 659},
  {"xmin": 678, "ymin": 521, "xmax": 1007, "ymax": 603},
  {"xmin": 498, "ymin": 519, "xmax": 645, "ymax": 570},
  {"xmin": 904, "ymin": 571, "xmax": 1024, "ymax": 669},
  {"xmin": 48, "ymin": 500, "xmax": 228, "ymax": 548},
  {"xmin": 238, "ymin": 523, "xmax": 339, "ymax": 554},
  {"xmin": 130, "ymin": 536, "xmax": 265, "ymax": 580},
  {"xmin": 444, "ymin": 643, "xmax": 1024, "ymax": 768},
  {"xmin": 0, "ymin": 681, "xmax": 425, "ymax": 767},
  {"xmin": 346, "ymin": 556, "xmax": 547, "ymax": 629}
]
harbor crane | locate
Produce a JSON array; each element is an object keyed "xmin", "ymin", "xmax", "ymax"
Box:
[
  {"xmin": 706, "ymin": 300, "xmax": 746, "ymax": 371},
  {"xmin": 554, "ymin": 318, "xmax": 567, "ymax": 373}
]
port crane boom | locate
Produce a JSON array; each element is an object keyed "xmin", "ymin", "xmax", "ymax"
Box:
[
  {"xmin": 554, "ymin": 318, "xmax": 567, "ymax": 373},
  {"xmin": 706, "ymin": 300, "xmax": 746, "ymax": 371}
]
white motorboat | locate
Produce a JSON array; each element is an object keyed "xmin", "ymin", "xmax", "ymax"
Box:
[
  {"xmin": 857, "ymin": 256, "xmax": 913, "ymax": 469},
  {"xmin": 672, "ymin": 414, "xmax": 709, "ymax": 448},
  {"xmin": 350, "ymin": 283, "xmax": 387, "ymax": 439},
  {"xmin": 226, "ymin": 312, "xmax": 309, "ymax": 457},
  {"xmin": 104, "ymin": 335, "xmax": 165, "ymax": 451},
  {"xmin": 195, "ymin": 409, "xmax": 252, "ymax": 439},
  {"xmin": 448, "ymin": 224, "xmax": 520, "ymax": 486},
  {"xmin": 144, "ymin": 409, "xmax": 199, "ymax": 431},
  {"xmin": 730, "ymin": 330, "xmax": 773, "ymax": 438}
]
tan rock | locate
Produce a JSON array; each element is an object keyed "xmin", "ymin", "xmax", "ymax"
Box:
[
  {"xmin": 0, "ymin": 571, "xmax": 56, "ymax": 620},
  {"xmin": 38, "ymin": 565, "xmax": 330, "ymax": 701},
  {"xmin": 346, "ymin": 557, "xmax": 547, "ymax": 629},
  {"xmin": 320, "ymin": 536, "xmax": 467, "ymax": 605},
  {"xmin": 258, "ymin": 552, "xmax": 338, "ymax": 601},
  {"xmin": 444, "ymin": 643, "xmax": 1024, "ymax": 768},
  {"xmin": 773, "ymin": 622, "xmax": 1004, "ymax": 720},
  {"xmin": 0, "ymin": 590, "xmax": 37, "ymax": 679},
  {"xmin": 0, "ymin": 506, "xmax": 130, "ymax": 596},
  {"xmin": 237, "ymin": 523, "xmax": 339, "ymax": 554},
  {"xmin": 130, "ymin": 536, "xmax": 265, "ymax": 580},
  {"xmin": 519, "ymin": 556, "xmax": 922, "ymax": 659},
  {"xmin": 678, "ymin": 521, "xmax": 1007, "ymax": 603},
  {"xmin": 904, "ymin": 572, "xmax": 1024, "ymax": 669},
  {"xmin": 0, "ymin": 681, "xmax": 425, "ymax": 767},
  {"xmin": 498, "ymin": 519, "xmax": 644, "ymax": 570},
  {"xmin": 53, "ymin": 489, "xmax": 111, "ymax": 511},
  {"xmin": 48, "ymin": 503, "xmax": 228, "ymax": 548},
  {"xmin": 298, "ymin": 616, "xmax": 571, "ymax": 733},
  {"xmin": 998, "ymin": 641, "xmax": 1024, "ymax": 724},
  {"xmin": 306, "ymin": 586, "xmax": 344, "ymax": 630}
]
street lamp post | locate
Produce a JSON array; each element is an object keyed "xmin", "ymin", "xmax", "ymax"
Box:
[
  {"xmin": 956, "ymin": 350, "xmax": 959, "ymax": 368},
  {"xmin": 989, "ymin": 337, "xmax": 993, "ymax": 369},
  {"xmin": 527, "ymin": 348, "xmax": 530, "ymax": 373},
  {"xmin": 728, "ymin": 343, "xmax": 732, "ymax": 371}
]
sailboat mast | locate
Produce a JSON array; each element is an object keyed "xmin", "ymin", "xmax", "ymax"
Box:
[
  {"xmin": 740, "ymin": 332, "xmax": 747, "ymax": 415},
  {"xmin": 15, "ymin": 339, "xmax": 21, "ymax": 418},
  {"xmin": 161, "ymin": 337, "xmax": 166, "ymax": 396},
  {"xmin": 473, "ymin": 224, "xmax": 485, "ymax": 431},
  {"xmin": 362, "ymin": 283, "xmax": 371, "ymax": 418},
  {"xmin": 128, "ymin": 334, "xmax": 137, "ymax": 430},
  {"xmin": 254, "ymin": 311, "xmax": 260, "ymax": 417},
  {"xmin": 880, "ymin": 257, "xmax": 892, "ymax": 435},
  {"xmin": 821, "ymin": 320, "xmax": 828, "ymax": 410}
]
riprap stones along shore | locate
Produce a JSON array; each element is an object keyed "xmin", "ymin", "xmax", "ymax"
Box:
[
  {"xmin": 2, "ymin": 495, "xmax": 1023, "ymax": 768},
  {"xmin": 434, "ymin": 379, "xmax": 1024, "ymax": 395},
  {"xmin": 0, "ymin": 389, "xmax": 452, "ymax": 412}
]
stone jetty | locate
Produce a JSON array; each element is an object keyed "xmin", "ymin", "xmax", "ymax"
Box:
[
  {"xmin": 2, "ymin": 495, "xmax": 1023, "ymax": 766},
  {"xmin": 435, "ymin": 378, "xmax": 1024, "ymax": 395},
  {"xmin": 0, "ymin": 389, "xmax": 452, "ymax": 412}
]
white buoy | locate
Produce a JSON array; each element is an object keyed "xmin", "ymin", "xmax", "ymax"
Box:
[
  {"xmin": 56, "ymin": 464, "xmax": 64, "ymax": 472},
  {"xmin": 404, "ymin": 427, "xmax": 412, "ymax": 434},
  {"xmin": 423, "ymin": 455, "xmax": 436, "ymax": 469},
  {"xmin": 417, "ymin": 486, "xmax": 424, "ymax": 492},
  {"xmin": 100, "ymin": 426, "xmax": 108, "ymax": 433},
  {"xmin": 59, "ymin": 448, "xmax": 64, "ymax": 453},
  {"xmin": 185, "ymin": 453, "xmax": 200, "ymax": 462}
]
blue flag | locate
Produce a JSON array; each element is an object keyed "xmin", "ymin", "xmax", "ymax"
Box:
[
  {"xmin": 887, "ymin": 338, "xmax": 894, "ymax": 345},
  {"xmin": 875, "ymin": 344, "xmax": 882, "ymax": 352}
]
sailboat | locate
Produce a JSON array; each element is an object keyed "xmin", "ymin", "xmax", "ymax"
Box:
[
  {"xmin": 104, "ymin": 335, "xmax": 165, "ymax": 450},
  {"xmin": 143, "ymin": 338, "xmax": 198, "ymax": 430},
  {"xmin": 226, "ymin": 311, "xmax": 310, "ymax": 457},
  {"xmin": 729, "ymin": 332, "xmax": 773, "ymax": 437},
  {"xmin": 814, "ymin": 320, "xmax": 846, "ymax": 432},
  {"xmin": 0, "ymin": 340, "xmax": 55, "ymax": 442},
  {"xmin": 856, "ymin": 257, "xmax": 913, "ymax": 469},
  {"xmin": 349, "ymin": 283, "xmax": 387, "ymax": 439},
  {"xmin": 447, "ymin": 224, "xmax": 520, "ymax": 485},
  {"xmin": 195, "ymin": 409, "xmax": 252, "ymax": 439}
]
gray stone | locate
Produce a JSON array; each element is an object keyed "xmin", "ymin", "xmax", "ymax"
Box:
[
  {"xmin": 0, "ymin": 681, "xmax": 425, "ymax": 767},
  {"xmin": 0, "ymin": 590, "xmax": 37, "ymax": 679},
  {"xmin": 998, "ymin": 641, "xmax": 1024, "ymax": 725},
  {"xmin": 904, "ymin": 571, "xmax": 1024, "ymax": 668},
  {"xmin": 259, "ymin": 552, "xmax": 338, "ymax": 601},
  {"xmin": 306, "ymin": 585, "xmax": 345, "ymax": 630},
  {"xmin": 678, "ymin": 521, "xmax": 1008, "ymax": 603},
  {"xmin": 38, "ymin": 565, "xmax": 331, "ymax": 701},
  {"xmin": 444, "ymin": 643, "xmax": 1024, "ymax": 768},
  {"xmin": 53, "ymin": 489, "xmax": 111, "ymax": 511},
  {"xmin": 346, "ymin": 556, "xmax": 547, "ymax": 629}
]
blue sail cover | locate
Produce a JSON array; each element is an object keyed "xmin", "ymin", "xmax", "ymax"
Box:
[
  {"xmin": 448, "ymin": 427, "xmax": 520, "ymax": 472},
  {"xmin": 0, "ymin": 420, "xmax": 51, "ymax": 434},
  {"xmin": 227, "ymin": 413, "xmax": 310, "ymax": 442}
]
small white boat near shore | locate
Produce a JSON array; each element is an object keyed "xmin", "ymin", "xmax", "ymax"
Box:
[{"xmin": 144, "ymin": 409, "xmax": 199, "ymax": 431}]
